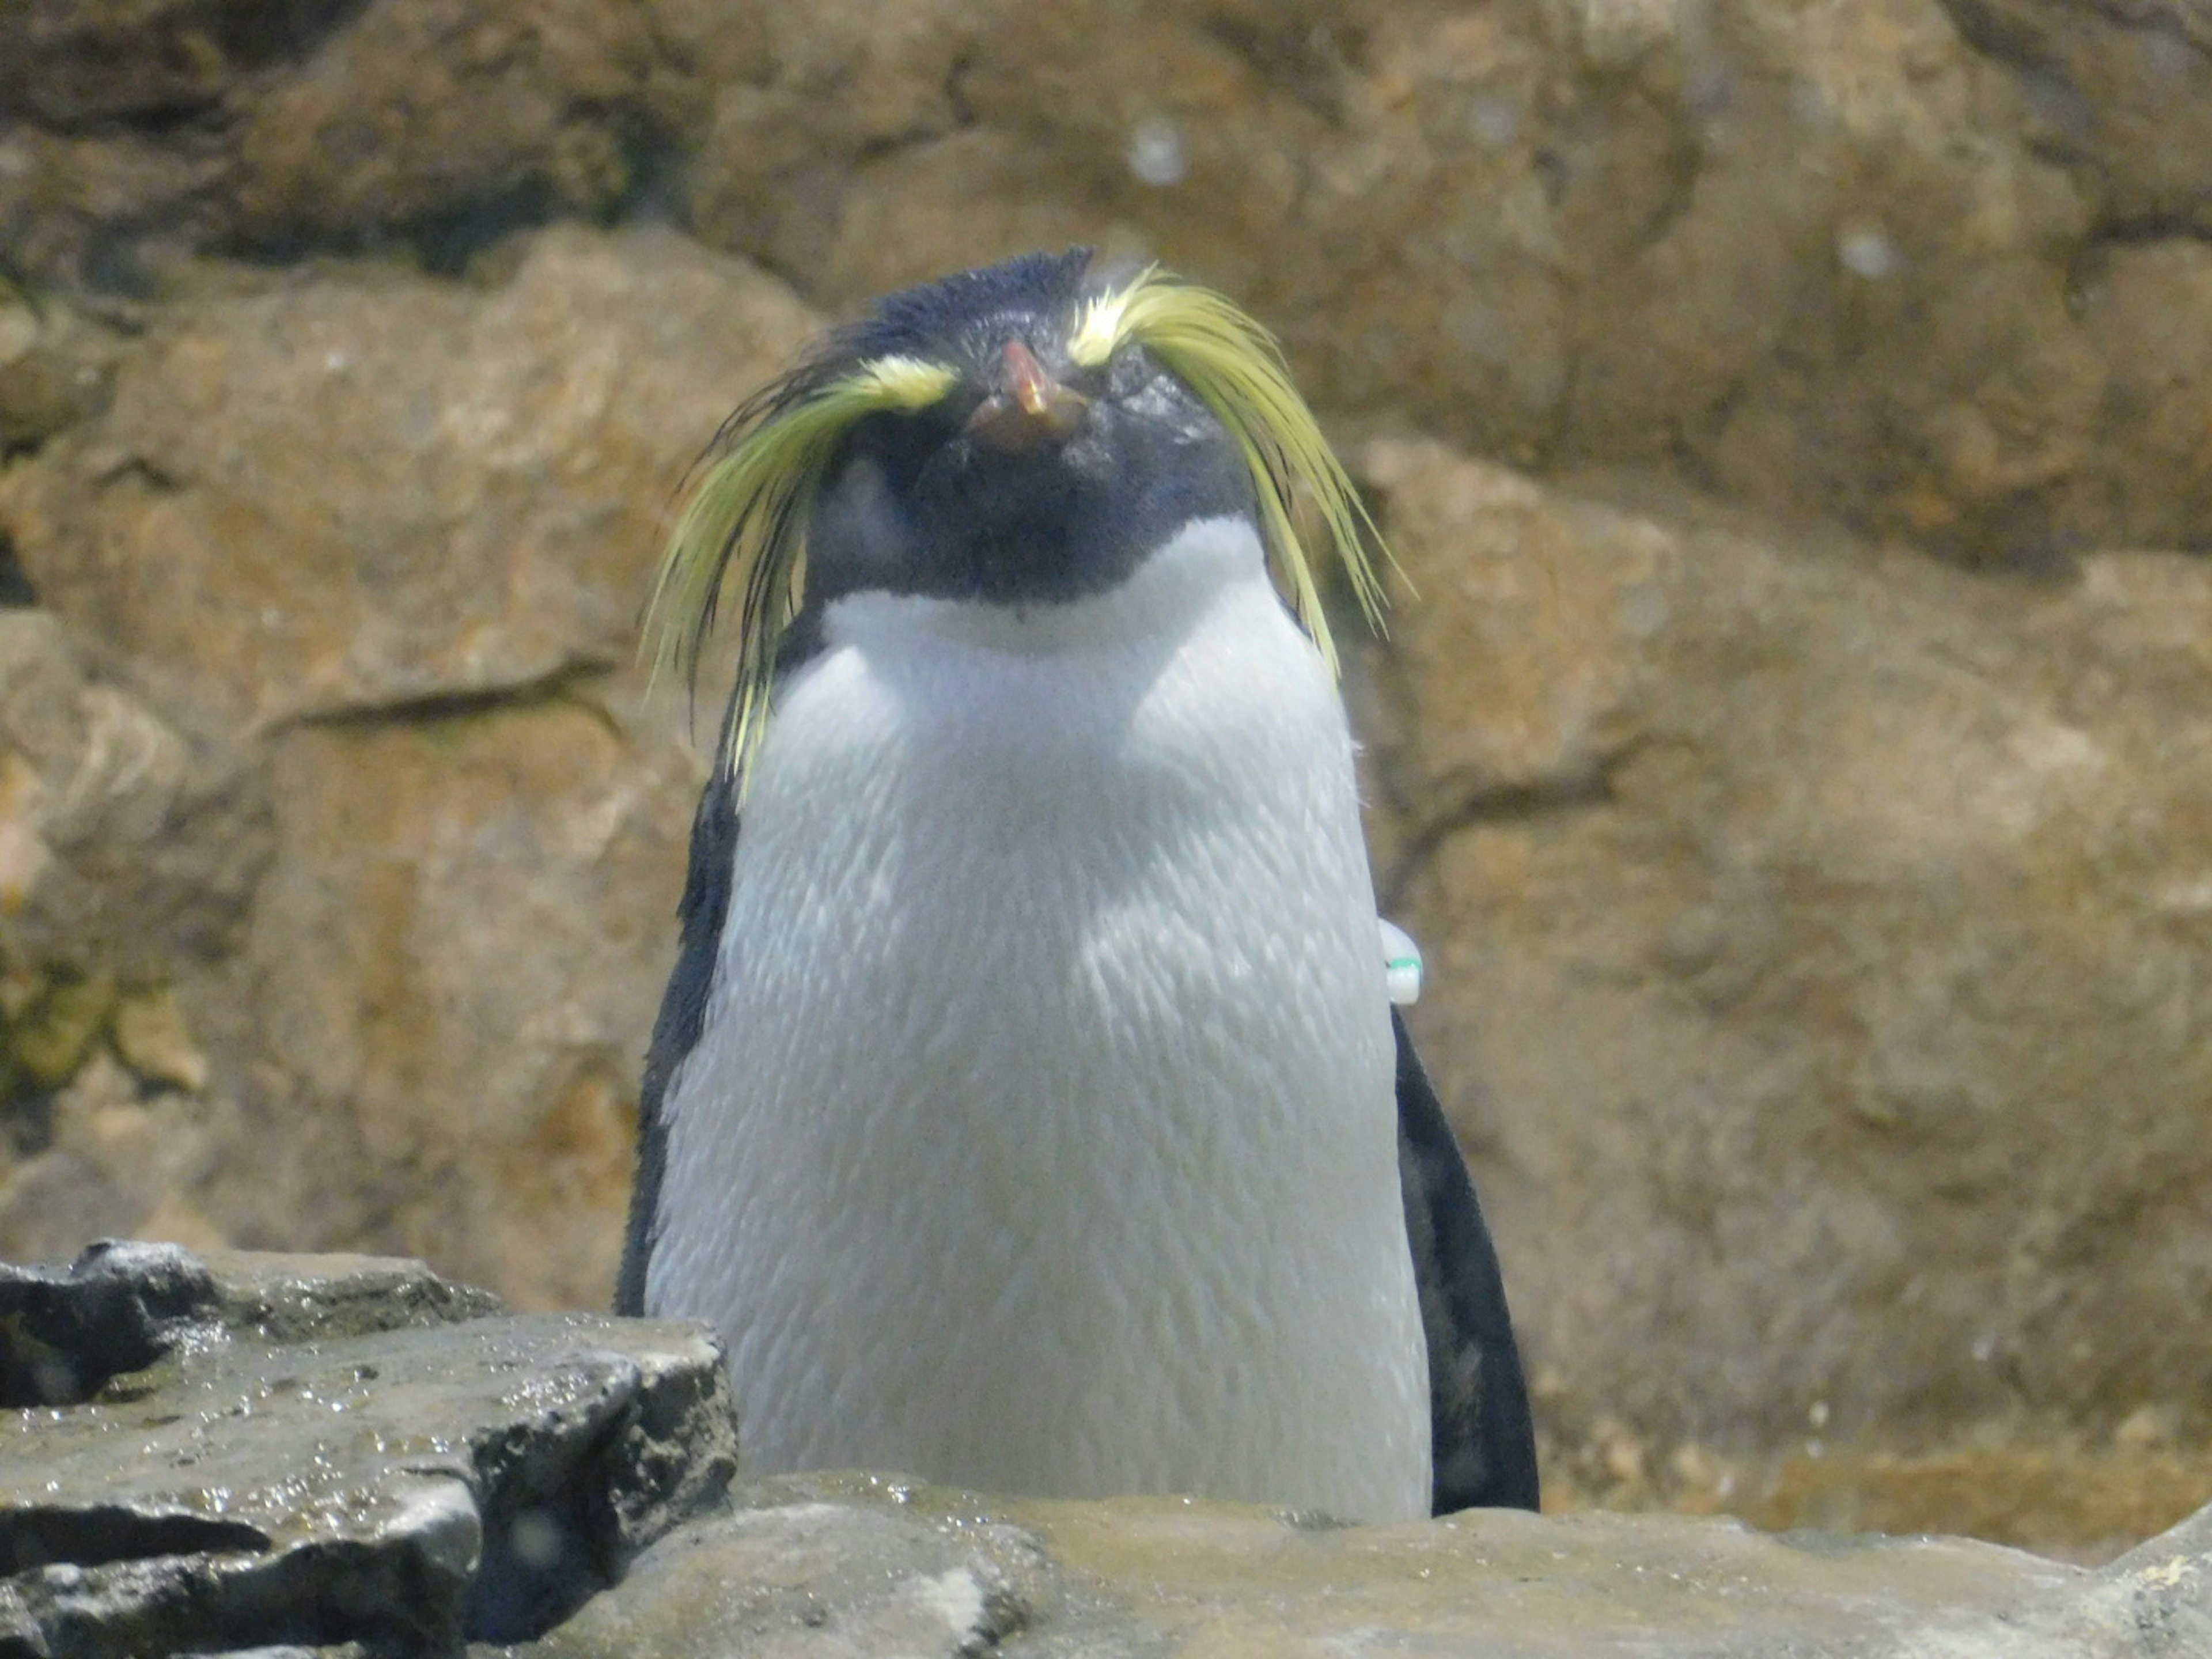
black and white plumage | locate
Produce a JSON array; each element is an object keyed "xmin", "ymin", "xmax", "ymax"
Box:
[{"xmin": 619, "ymin": 250, "xmax": 1539, "ymax": 1520}]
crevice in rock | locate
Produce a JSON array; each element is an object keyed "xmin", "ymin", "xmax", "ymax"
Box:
[
  {"xmin": 278, "ymin": 661, "xmax": 615, "ymax": 733},
  {"xmin": 2081, "ymin": 216, "xmax": 2212, "ymax": 251},
  {"xmin": 223, "ymin": 103, "xmax": 682, "ymax": 281},
  {"xmin": 0, "ymin": 1506, "xmax": 270, "ymax": 1575},
  {"xmin": 1200, "ymin": 12, "xmax": 1362, "ymax": 125},
  {"xmin": 0, "ymin": 536, "xmax": 40, "ymax": 606},
  {"xmin": 461, "ymin": 1400, "xmax": 631, "ymax": 1643},
  {"xmin": 1380, "ymin": 764, "xmax": 1618, "ymax": 912}
]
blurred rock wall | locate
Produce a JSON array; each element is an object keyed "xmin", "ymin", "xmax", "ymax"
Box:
[{"xmin": 1, "ymin": 0, "xmax": 2208, "ymax": 1550}]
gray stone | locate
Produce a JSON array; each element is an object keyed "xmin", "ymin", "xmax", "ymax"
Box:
[
  {"xmin": 0, "ymin": 1238, "xmax": 503, "ymax": 1407},
  {"xmin": 484, "ymin": 1471, "xmax": 2212, "ymax": 1659},
  {"xmin": 2, "ymin": 1244, "xmax": 737, "ymax": 1656},
  {"xmin": 9, "ymin": 1247, "xmax": 2212, "ymax": 1659}
]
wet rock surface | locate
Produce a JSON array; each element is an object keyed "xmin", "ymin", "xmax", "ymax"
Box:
[
  {"xmin": 1, "ymin": 1243, "xmax": 736, "ymax": 1657},
  {"xmin": 493, "ymin": 1474, "xmax": 2212, "ymax": 1659},
  {"xmin": 7, "ymin": 1247, "xmax": 2210, "ymax": 1659}
]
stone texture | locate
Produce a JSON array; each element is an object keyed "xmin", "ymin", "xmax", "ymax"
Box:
[
  {"xmin": 0, "ymin": 279, "xmax": 118, "ymax": 454},
  {"xmin": 16, "ymin": 1249, "xmax": 2208, "ymax": 1659},
  {"xmin": 0, "ymin": 1238, "xmax": 501, "ymax": 1407},
  {"xmin": 0, "ymin": 225, "xmax": 819, "ymax": 1308},
  {"xmin": 0, "ymin": 223, "xmax": 820, "ymax": 729},
  {"xmin": 1352, "ymin": 440, "xmax": 2212, "ymax": 1468},
  {"xmin": 679, "ymin": 0, "xmax": 2184, "ymax": 560},
  {"xmin": 490, "ymin": 1471, "xmax": 2212, "ymax": 1659},
  {"xmin": 2, "ymin": 1244, "xmax": 736, "ymax": 1656},
  {"xmin": 2, "ymin": 1, "xmax": 2210, "ymax": 556},
  {"xmin": 1938, "ymin": 0, "xmax": 2212, "ymax": 234},
  {"xmin": 222, "ymin": 0, "xmax": 714, "ymax": 260},
  {"xmin": 0, "ymin": 612, "xmax": 270, "ymax": 1266},
  {"xmin": 0, "ymin": 610, "xmax": 266, "ymax": 969},
  {"xmin": 203, "ymin": 691, "xmax": 700, "ymax": 1309}
]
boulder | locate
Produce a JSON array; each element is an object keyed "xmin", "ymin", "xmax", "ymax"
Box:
[
  {"xmin": 1353, "ymin": 441, "xmax": 2212, "ymax": 1486},
  {"xmin": 0, "ymin": 225, "xmax": 820, "ymax": 1308},
  {"xmin": 4, "ymin": 2, "xmax": 2210, "ymax": 557},
  {"xmin": 1, "ymin": 1243, "xmax": 735, "ymax": 1656},
  {"xmin": 0, "ymin": 222, "xmax": 820, "ymax": 729},
  {"xmin": 493, "ymin": 1474, "xmax": 2212, "ymax": 1659}
]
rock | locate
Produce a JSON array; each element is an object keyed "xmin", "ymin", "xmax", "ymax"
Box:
[
  {"xmin": 2, "ymin": 1055, "xmax": 209, "ymax": 1265},
  {"xmin": 0, "ymin": 278, "xmax": 118, "ymax": 453},
  {"xmin": 1937, "ymin": 0, "xmax": 2212, "ymax": 235},
  {"xmin": 0, "ymin": 611, "xmax": 267, "ymax": 971},
  {"xmin": 0, "ymin": 223, "xmax": 820, "ymax": 730},
  {"xmin": 4, "ymin": 1, "xmax": 2209, "ymax": 557},
  {"xmin": 0, "ymin": 0, "xmax": 344, "ymax": 129},
  {"xmin": 224, "ymin": 0, "xmax": 706, "ymax": 259},
  {"xmin": 2076, "ymin": 237, "xmax": 2212, "ymax": 552},
  {"xmin": 112, "ymin": 981, "xmax": 210, "ymax": 1092},
  {"xmin": 487, "ymin": 1479, "xmax": 1058, "ymax": 1659},
  {"xmin": 681, "ymin": 0, "xmax": 2195, "ymax": 561},
  {"xmin": 198, "ymin": 688, "xmax": 699, "ymax": 1310},
  {"xmin": 0, "ymin": 1238, "xmax": 501, "ymax": 1406},
  {"xmin": 487, "ymin": 1470, "xmax": 2212, "ymax": 1659},
  {"xmin": 2, "ymin": 1244, "xmax": 735, "ymax": 1656},
  {"xmin": 0, "ymin": 228, "xmax": 814, "ymax": 1305},
  {"xmin": 0, "ymin": 612, "xmax": 269, "ymax": 1264},
  {"xmin": 8, "ymin": 1252, "xmax": 2211, "ymax": 1658},
  {"xmin": 1353, "ymin": 440, "xmax": 2212, "ymax": 1476},
  {"xmin": 0, "ymin": 0, "xmax": 2206, "ymax": 1564}
]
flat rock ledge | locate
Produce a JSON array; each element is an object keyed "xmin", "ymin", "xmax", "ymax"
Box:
[{"xmin": 3, "ymin": 1248, "xmax": 2206, "ymax": 1659}]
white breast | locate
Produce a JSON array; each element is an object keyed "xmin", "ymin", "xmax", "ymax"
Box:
[{"xmin": 646, "ymin": 516, "xmax": 1430, "ymax": 1521}]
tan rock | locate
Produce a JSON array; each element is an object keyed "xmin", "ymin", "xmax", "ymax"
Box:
[
  {"xmin": 225, "ymin": 0, "xmax": 704, "ymax": 252},
  {"xmin": 0, "ymin": 1052, "xmax": 219, "ymax": 1260},
  {"xmin": 1940, "ymin": 0, "xmax": 2212, "ymax": 234},
  {"xmin": 1358, "ymin": 443, "xmax": 2212, "ymax": 1460},
  {"xmin": 112, "ymin": 981, "xmax": 210, "ymax": 1093},
  {"xmin": 4, "ymin": 1, "xmax": 2209, "ymax": 557},
  {"xmin": 0, "ymin": 224, "xmax": 821, "ymax": 730},
  {"xmin": 2077, "ymin": 238, "xmax": 2212, "ymax": 552},
  {"xmin": 202, "ymin": 690, "xmax": 699, "ymax": 1311},
  {"xmin": 0, "ymin": 611, "xmax": 267, "ymax": 971},
  {"xmin": 514, "ymin": 1471, "xmax": 2212, "ymax": 1659}
]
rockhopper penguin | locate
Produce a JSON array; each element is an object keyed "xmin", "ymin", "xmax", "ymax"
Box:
[{"xmin": 619, "ymin": 250, "xmax": 1539, "ymax": 1521}]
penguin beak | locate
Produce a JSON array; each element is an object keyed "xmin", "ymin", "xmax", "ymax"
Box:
[{"xmin": 965, "ymin": 339, "xmax": 1090, "ymax": 454}]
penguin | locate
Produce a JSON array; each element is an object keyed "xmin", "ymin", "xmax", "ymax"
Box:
[{"xmin": 618, "ymin": 250, "xmax": 1539, "ymax": 1522}]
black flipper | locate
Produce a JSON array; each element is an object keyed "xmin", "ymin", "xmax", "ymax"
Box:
[
  {"xmin": 1396, "ymin": 1008, "xmax": 1542, "ymax": 1512},
  {"xmin": 615, "ymin": 756, "xmax": 740, "ymax": 1316}
]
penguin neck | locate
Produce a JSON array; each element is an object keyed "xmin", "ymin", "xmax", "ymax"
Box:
[{"xmin": 820, "ymin": 512, "xmax": 1265, "ymax": 663}]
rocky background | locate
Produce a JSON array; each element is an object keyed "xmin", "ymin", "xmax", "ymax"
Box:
[{"xmin": 0, "ymin": 0, "xmax": 2207, "ymax": 1561}]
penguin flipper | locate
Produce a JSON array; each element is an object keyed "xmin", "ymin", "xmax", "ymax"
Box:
[
  {"xmin": 1395, "ymin": 1009, "xmax": 1542, "ymax": 1513},
  {"xmin": 616, "ymin": 759, "xmax": 739, "ymax": 1316}
]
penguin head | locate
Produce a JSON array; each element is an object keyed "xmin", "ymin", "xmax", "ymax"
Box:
[
  {"xmin": 648, "ymin": 249, "xmax": 1389, "ymax": 780},
  {"xmin": 802, "ymin": 251, "xmax": 1256, "ymax": 616}
]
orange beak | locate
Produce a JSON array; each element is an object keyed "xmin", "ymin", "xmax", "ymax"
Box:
[{"xmin": 964, "ymin": 339, "xmax": 1090, "ymax": 454}]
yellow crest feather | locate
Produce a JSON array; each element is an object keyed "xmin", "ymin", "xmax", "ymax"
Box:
[
  {"xmin": 643, "ymin": 354, "xmax": 956, "ymax": 779},
  {"xmin": 1071, "ymin": 265, "xmax": 1390, "ymax": 676}
]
